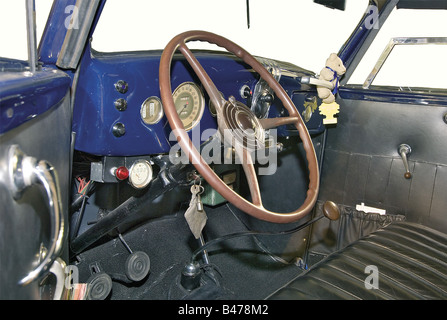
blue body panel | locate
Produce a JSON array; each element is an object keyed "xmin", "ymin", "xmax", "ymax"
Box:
[
  {"xmin": 0, "ymin": 61, "xmax": 71, "ymax": 135},
  {"xmin": 38, "ymin": 0, "xmax": 77, "ymax": 66},
  {"xmin": 72, "ymin": 47, "xmax": 251, "ymax": 156}
]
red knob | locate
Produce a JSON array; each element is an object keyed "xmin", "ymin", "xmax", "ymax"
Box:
[{"xmin": 115, "ymin": 166, "xmax": 129, "ymax": 181}]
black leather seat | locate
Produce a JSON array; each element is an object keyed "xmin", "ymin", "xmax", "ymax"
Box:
[{"xmin": 268, "ymin": 222, "xmax": 447, "ymax": 300}]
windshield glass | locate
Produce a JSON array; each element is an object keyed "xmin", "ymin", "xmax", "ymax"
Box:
[{"xmin": 92, "ymin": 0, "xmax": 368, "ymax": 72}]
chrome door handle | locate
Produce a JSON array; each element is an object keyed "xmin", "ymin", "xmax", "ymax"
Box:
[
  {"xmin": 8, "ymin": 145, "xmax": 65, "ymax": 286},
  {"xmin": 398, "ymin": 144, "xmax": 412, "ymax": 179},
  {"xmin": 49, "ymin": 258, "xmax": 67, "ymax": 300}
]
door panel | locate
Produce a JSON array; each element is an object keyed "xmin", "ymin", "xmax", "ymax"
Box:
[
  {"xmin": 0, "ymin": 69, "xmax": 71, "ymax": 299},
  {"xmin": 318, "ymin": 90, "xmax": 447, "ymax": 233}
]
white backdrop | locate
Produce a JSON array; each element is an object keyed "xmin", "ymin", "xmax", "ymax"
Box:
[
  {"xmin": 1, "ymin": 0, "xmax": 445, "ymax": 88},
  {"xmin": 0, "ymin": 0, "xmax": 367, "ymax": 72}
]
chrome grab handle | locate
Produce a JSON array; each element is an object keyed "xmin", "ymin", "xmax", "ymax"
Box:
[
  {"xmin": 8, "ymin": 145, "xmax": 65, "ymax": 286},
  {"xmin": 398, "ymin": 144, "xmax": 412, "ymax": 179},
  {"xmin": 49, "ymin": 258, "xmax": 67, "ymax": 300}
]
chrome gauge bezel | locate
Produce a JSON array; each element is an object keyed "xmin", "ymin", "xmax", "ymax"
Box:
[
  {"xmin": 128, "ymin": 159, "xmax": 153, "ymax": 189},
  {"xmin": 172, "ymin": 82, "xmax": 205, "ymax": 131},
  {"xmin": 141, "ymin": 96, "xmax": 164, "ymax": 125}
]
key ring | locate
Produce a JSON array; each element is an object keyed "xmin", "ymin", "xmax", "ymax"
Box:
[
  {"xmin": 191, "ymin": 172, "xmax": 204, "ymax": 194},
  {"xmin": 191, "ymin": 184, "xmax": 205, "ymax": 195}
]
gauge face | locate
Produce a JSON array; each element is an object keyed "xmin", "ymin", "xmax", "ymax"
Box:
[
  {"xmin": 129, "ymin": 160, "xmax": 153, "ymax": 189},
  {"xmin": 141, "ymin": 97, "xmax": 163, "ymax": 125},
  {"xmin": 172, "ymin": 82, "xmax": 205, "ymax": 131}
]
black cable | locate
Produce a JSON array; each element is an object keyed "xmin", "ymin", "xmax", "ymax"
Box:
[
  {"xmin": 190, "ymin": 215, "xmax": 324, "ymax": 263},
  {"xmin": 70, "ymin": 180, "xmax": 96, "ymax": 241},
  {"xmin": 71, "ymin": 195, "xmax": 88, "ymax": 241}
]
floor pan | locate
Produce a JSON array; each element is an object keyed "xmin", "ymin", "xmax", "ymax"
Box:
[{"xmin": 73, "ymin": 203, "xmax": 306, "ymax": 300}]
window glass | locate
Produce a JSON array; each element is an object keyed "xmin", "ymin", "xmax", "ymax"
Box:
[{"xmin": 349, "ymin": 8, "xmax": 447, "ymax": 90}]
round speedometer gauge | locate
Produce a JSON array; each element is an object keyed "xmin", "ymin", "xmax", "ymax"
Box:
[{"xmin": 173, "ymin": 82, "xmax": 205, "ymax": 131}]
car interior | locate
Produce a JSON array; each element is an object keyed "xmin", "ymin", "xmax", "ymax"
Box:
[{"xmin": 1, "ymin": 0, "xmax": 446, "ymax": 301}]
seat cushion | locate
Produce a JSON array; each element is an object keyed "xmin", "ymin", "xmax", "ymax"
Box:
[{"xmin": 268, "ymin": 222, "xmax": 447, "ymax": 300}]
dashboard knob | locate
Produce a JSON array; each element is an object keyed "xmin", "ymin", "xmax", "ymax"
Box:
[
  {"xmin": 260, "ymin": 93, "xmax": 274, "ymax": 104},
  {"xmin": 112, "ymin": 123, "xmax": 126, "ymax": 137},
  {"xmin": 114, "ymin": 98, "xmax": 128, "ymax": 111},
  {"xmin": 115, "ymin": 166, "xmax": 129, "ymax": 181},
  {"xmin": 240, "ymin": 85, "xmax": 252, "ymax": 99},
  {"xmin": 115, "ymin": 80, "xmax": 129, "ymax": 94}
]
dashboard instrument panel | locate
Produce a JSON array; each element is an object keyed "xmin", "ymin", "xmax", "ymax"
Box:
[{"xmin": 72, "ymin": 51, "xmax": 323, "ymax": 157}]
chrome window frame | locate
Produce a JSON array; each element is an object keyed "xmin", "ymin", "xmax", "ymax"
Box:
[{"xmin": 363, "ymin": 36, "xmax": 447, "ymax": 89}]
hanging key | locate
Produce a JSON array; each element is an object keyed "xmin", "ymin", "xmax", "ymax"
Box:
[
  {"xmin": 184, "ymin": 184, "xmax": 208, "ymax": 239},
  {"xmin": 195, "ymin": 186, "xmax": 204, "ymax": 212}
]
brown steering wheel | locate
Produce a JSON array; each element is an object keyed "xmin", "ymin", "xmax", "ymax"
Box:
[{"xmin": 159, "ymin": 31, "xmax": 319, "ymax": 223}]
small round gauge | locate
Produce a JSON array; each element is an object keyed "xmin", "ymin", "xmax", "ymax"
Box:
[
  {"xmin": 129, "ymin": 160, "xmax": 153, "ymax": 189},
  {"xmin": 172, "ymin": 82, "xmax": 205, "ymax": 131},
  {"xmin": 141, "ymin": 96, "xmax": 164, "ymax": 125}
]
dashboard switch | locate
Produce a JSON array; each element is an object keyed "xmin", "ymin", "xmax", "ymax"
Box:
[
  {"xmin": 114, "ymin": 98, "xmax": 128, "ymax": 111},
  {"xmin": 115, "ymin": 80, "xmax": 129, "ymax": 94},
  {"xmin": 112, "ymin": 123, "xmax": 126, "ymax": 137},
  {"xmin": 240, "ymin": 85, "xmax": 252, "ymax": 99}
]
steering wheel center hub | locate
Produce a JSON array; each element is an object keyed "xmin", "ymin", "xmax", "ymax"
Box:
[
  {"xmin": 221, "ymin": 99, "xmax": 265, "ymax": 151},
  {"xmin": 235, "ymin": 111, "xmax": 255, "ymax": 132}
]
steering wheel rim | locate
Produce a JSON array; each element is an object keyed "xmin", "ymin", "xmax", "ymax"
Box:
[{"xmin": 159, "ymin": 30, "xmax": 319, "ymax": 223}]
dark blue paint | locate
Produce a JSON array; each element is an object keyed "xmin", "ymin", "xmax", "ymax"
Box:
[
  {"xmin": 0, "ymin": 64, "xmax": 71, "ymax": 134},
  {"xmin": 339, "ymin": 1, "xmax": 397, "ymax": 72},
  {"xmin": 38, "ymin": 0, "xmax": 77, "ymax": 66},
  {"xmin": 338, "ymin": 13, "xmax": 370, "ymax": 70}
]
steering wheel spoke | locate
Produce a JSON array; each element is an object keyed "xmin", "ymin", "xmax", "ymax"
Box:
[
  {"xmin": 259, "ymin": 116, "xmax": 300, "ymax": 130},
  {"xmin": 178, "ymin": 42, "xmax": 226, "ymax": 115},
  {"xmin": 234, "ymin": 143, "xmax": 263, "ymax": 207}
]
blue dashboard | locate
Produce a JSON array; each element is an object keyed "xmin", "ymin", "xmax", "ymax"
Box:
[{"xmin": 72, "ymin": 42, "xmax": 325, "ymax": 157}]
